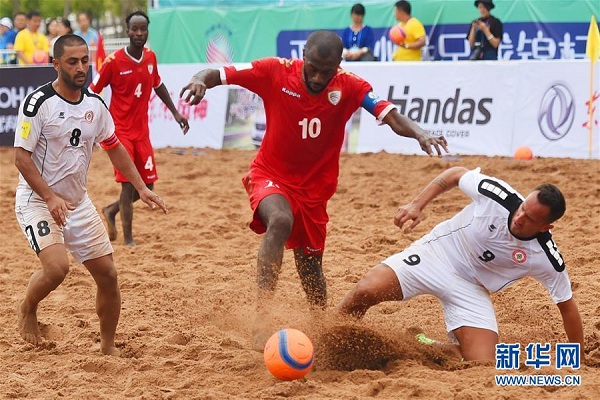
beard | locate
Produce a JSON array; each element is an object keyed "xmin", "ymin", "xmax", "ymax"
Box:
[
  {"xmin": 61, "ymin": 68, "xmax": 87, "ymax": 90},
  {"xmin": 303, "ymin": 69, "xmax": 325, "ymax": 94}
]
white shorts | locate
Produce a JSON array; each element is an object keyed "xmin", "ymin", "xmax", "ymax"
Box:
[
  {"xmin": 382, "ymin": 242, "xmax": 498, "ymax": 338},
  {"xmin": 15, "ymin": 191, "xmax": 113, "ymax": 264}
]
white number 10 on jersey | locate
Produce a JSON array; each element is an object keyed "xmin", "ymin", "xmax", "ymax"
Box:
[{"xmin": 299, "ymin": 117, "xmax": 321, "ymax": 139}]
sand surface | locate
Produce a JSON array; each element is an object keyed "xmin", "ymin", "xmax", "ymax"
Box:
[{"xmin": 1, "ymin": 147, "xmax": 599, "ymax": 399}]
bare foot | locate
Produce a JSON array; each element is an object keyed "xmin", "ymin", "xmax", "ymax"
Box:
[
  {"xmin": 124, "ymin": 238, "xmax": 135, "ymax": 247},
  {"xmin": 18, "ymin": 301, "xmax": 42, "ymax": 345},
  {"xmin": 101, "ymin": 345, "xmax": 121, "ymax": 356},
  {"xmin": 102, "ymin": 207, "xmax": 117, "ymax": 241}
]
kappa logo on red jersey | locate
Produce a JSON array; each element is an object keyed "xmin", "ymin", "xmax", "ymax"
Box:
[
  {"xmin": 512, "ymin": 249, "xmax": 527, "ymax": 264},
  {"xmin": 328, "ymin": 90, "xmax": 342, "ymax": 105},
  {"xmin": 84, "ymin": 110, "xmax": 94, "ymax": 124},
  {"xmin": 148, "ymin": 64, "xmax": 153, "ymax": 74}
]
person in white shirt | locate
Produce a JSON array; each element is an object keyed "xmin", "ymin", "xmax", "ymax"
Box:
[
  {"xmin": 14, "ymin": 34, "xmax": 167, "ymax": 355},
  {"xmin": 337, "ymin": 166, "xmax": 584, "ymax": 362}
]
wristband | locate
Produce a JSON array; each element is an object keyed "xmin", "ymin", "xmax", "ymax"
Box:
[
  {"xmin": 404, "ymin": 43, "xmax": 409, "ymax": 49},
  {"xmin": 487, "ymin": 34, "xmax": 494, "ymax": 40}
]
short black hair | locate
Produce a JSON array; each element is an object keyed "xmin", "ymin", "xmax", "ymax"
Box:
[
  {"xmin": 475, "ymin": 0, "xmax": 495, "ymax": 11},
  {"xmin": 351, "ymin": 3, "xmax": 366, "ymax": 16},
  {"xmin": 305, "ymin": 30, "xmax": 343, "ymax": 60},
  {"xmin": 126, "ymin": 11, "xmax": 150, "ymax": 27},
  {"xmin": 534, "ymin": 183, "xmax": 566, "ymax": 223},
  {"xmin": 27, "ymin": 11, "xmax": 41, "ymax": 19},
  {"xmin": 395, "ymin": 1, "xmax": 411, "ymax": 15},
  {"xmin": 53, "ymin": 34, "xmax": 87, "ymax": 59},
  {"xmin": 14, "ymin": 11, "xmax": 26, "ymax": 19},
  {"xmin": 60, "ymin": 18, "xmax": 73, "ymax": 34}
]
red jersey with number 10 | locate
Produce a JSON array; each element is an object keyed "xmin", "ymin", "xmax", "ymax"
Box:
[
  {"xmin": 90, "ymin": 47, "xmax": 161, "ymax": 141},
  {"xmin": 221, "ymin": 57, "xmax": 392, "ymax": 203}
]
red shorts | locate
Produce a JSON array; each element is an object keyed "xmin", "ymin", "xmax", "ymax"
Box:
[
  {"xmin": 115, "ymin": 136, "xmax": 157, "ymax": 184},
  {"xmin": 242, "ymin": 169, "xmax": 329, "ymax": 255}
]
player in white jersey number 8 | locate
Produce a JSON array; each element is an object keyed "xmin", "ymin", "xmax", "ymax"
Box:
[{"xmin": 14, "ymin": 35, "xmax": 168, "ymax": 355}]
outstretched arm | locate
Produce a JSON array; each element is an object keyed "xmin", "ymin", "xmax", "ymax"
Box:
[
  {"xmin": 179, "ymin": 69, "xmax": 222, "ymax": 105},
  {"xmin": 381, "ymin": 109, "xmax": 448, "ymax": 156},
  {"xmin": 105, "ymin": 143, "xmax": 168, "ymax": 214},
  {"xmin": 556, "ymin": 297, "xmax": 585, "ymax": 363},
  {"xmin": 154, "ymin": 83, "xmax": 189, "ymax": 134},
  {"xmin": 394, "ymin": 166, "xmax": 469, "ymax": 231}
]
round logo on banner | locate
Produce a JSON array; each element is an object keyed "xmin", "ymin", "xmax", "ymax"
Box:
[
  {"xmin": 537, "ymin": 83, "xmax": 574, "ymax": 141},
  {"xmin": 205, "ymin": 24, "xmax": 234, "ymax": 64},
  {"xmin": 512, "ymin": 249, "xmax": 527, "ymax": 264}
]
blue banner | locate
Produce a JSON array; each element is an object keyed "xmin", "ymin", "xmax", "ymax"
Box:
[{"xmin": 276, "ymin": 22, "xmax": 593, "ymax": 61}]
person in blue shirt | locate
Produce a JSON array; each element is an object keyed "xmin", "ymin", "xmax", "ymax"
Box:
[
  {"xmin": 0, "ymin": 17, "xmax": 16, "ymax": 64},
  {"xmin": 342, "ymin": 3, "xmax": 376, "ymax": 61},
  {"xmin": 74, "ymin": 12, "xmax": 98, "ymax": 48}
]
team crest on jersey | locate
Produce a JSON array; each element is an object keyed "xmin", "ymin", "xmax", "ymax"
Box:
[
  {"xmin": 512, "ymin": 249, "xmax": 527, "ymax": 264},
  {"xmin": 148, "ymin": 64, "xmax": 153, "ymax": 74},
  {"xmin": 84, "ymin": 110, "xmax": 94, "ymax": 124},
  {"xmin": 328, "ymin": 90, "xmax": 342, "ymax": 105}
]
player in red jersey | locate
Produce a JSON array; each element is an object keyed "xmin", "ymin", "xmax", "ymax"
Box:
[
  {"xmin": 90, "ymin": 11, "xmax": 189, "ymax": 246},
  {"xmin": 180, "ymin": 30, "xmax": 448, "ymax": 349}
]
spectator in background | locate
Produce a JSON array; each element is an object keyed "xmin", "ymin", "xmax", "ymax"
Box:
[
  {"xmin": 13, "ymin": 12, "xmax": 27, "ymax": 32},
  {"xmin": 46, "ymin": 18, "xmax": 59, "ymax": 42},
  {"xmin": 14, "ymin": 11, "xmax": 49, "ymax": 65},
  {"xmin": 467, "ymin": 0, "xmax": 503, "ymax": 60},
  {"xmin": 49, "ymin": 18, "xmax": 73, "ymax": 61},
  {"xmin": 4, "ymin": 13, "xmax": 22, "ymax": 64},
  {"xmin": 0, "ymin": 17, "xmax": 12, "ymax": 64},
  {"xmin": 74, "ymin": 12, "xmax": 98, "ymax": 59},
  {"xmin": 391, "ymin": 1, "xmax": 426, "ymax": 61},
  {"xmin": 342, "ymin": 3, "xmax": 376, "ymax": 62},
  {"xmin": 74, "ymin": 12, "xmax": 98, "ymax": 46},
  {"xmin": 46, "ymin": 18, "xmax": 59, "ymax": 61},
  {"xmin": 59, "ymin": 18, "xmax": 73, "ymax": 35}
]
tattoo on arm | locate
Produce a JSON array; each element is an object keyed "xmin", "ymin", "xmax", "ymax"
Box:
[{"xmin": 433, "ymin": 177, "xmax": 449, "ymax": 191}]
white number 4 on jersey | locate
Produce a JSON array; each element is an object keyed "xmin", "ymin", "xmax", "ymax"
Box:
[
  {"xmin": 144, "ymin": 156, "xmax": 154, "ymax": 171},
  {"xmin": 134, "ymin": 83, "xmax": 142, "ymax": 98}
]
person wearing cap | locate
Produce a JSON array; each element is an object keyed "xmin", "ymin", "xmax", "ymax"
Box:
[
  {"xmin": 0, "ymin": 17, "xmax": 14, "ymax": 64},
  {"xmin": 467, "ymin": 0, "xmax": 503, "ymax": 60}
]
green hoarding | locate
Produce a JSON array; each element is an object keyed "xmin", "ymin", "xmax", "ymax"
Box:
[{"xmin": 148, "ymin": 0, "xmax": 600, "ymax": 63}]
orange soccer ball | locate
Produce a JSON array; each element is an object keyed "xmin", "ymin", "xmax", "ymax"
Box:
[
  {"xmin": 263, "ymin": 329, "xmax": 314, "ymax": 381},
  {"xmin": 389, "ymin": 25, "xmax": 407, "ymax": 44},
  {"xmin": 514, "ymin": 146, "xmax": 534, "ymax": 160},
  {"xmin": 32, "ymin": 49, "xmax": 49, "ymax": 64}
]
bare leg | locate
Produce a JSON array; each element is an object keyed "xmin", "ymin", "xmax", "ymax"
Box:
[
  {"xmin": 453, "ymin": 326, "xmax": 498, "ymax": 361},
  {"xmin": 293, "ymin": 249, "xmax": 326, "ymax": 308},
  {"xmin": 119, "ymin": 182, "xmax": 153, "ymax": 247},
  {"xmin": 18, "ymin": 244, "xmax": 70, "ymax": 345},
  {"xmin": 84, "ymin": 254, "xmax": 121, "ymax": 356},
  {"xmin": 102, "ymin": 201, "xmax": 119, "ymax": 241},
  {"xmin": 105, "ymin": 182, "xmax": 153, "ymax": 243},
  {"xmin": 252, "ymin": 194, "xmax": 293, "ymax": 350},
  {"xmin": 336, "ymin": 263, "xmax": 404, "ymax": 318}
]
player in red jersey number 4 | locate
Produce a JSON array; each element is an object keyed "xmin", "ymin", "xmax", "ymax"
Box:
[
  {"xmin": 90, "ymin": 11, "xmax": 189, "ymax": 246},
  {"xmin": 180, "ymin": 30, "xmax": 448, "ymax": 350}
]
